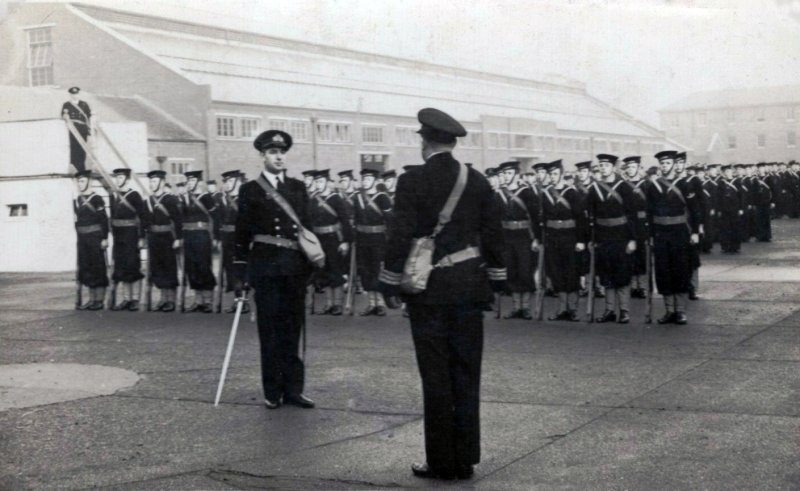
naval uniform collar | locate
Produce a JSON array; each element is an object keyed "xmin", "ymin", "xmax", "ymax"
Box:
[
  {"xmin": 424, "ymin": 151, "xmax": 451, "ymax": 163},
  {"xmin": 262, "ymin": 170, "xmax": 284, "ymax": 188}
]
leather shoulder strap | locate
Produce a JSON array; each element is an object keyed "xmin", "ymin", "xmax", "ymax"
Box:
[
  {"xmin": 255, "ymin": 174, "xmax": 303, "ymax": 226},
  {"xmin": 432, "ymin": 161, "xmax": 468, "ymax": 237}
]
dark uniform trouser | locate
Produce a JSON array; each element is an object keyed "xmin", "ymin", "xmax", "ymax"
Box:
[
  {"xmin": 183, "ymin": 230, "xmax": 216, "ymax": 290},
  {"xmin": 407, "ymin": 302, "xmax": 483, "ymax": 474},
  {"xmin": 718, "ymin": 213, "xmax": 741, "ymax": 252},
  {"xmin": 221, "ymin": 234, "xmax": 236, "ymax": 292},
  {"xmin": 755, "ymin": 206, "xmax": 772, "ymax": 241},
  {"xmin": 315, "ymin": 233, "xmax": 347, "ymax": 288},
  {"xmin": 112, "ymin": 227, "xmax": 144, "ymax": 283},
  {"xmin": 77, "ymin": 232, "xmax": 109, "ymax": 288},
  {"xmin": 504, "ymin": 237, "xmax": 536, "ymax": 292},
  {"xmin": 69, "ymin": 124, "xmax": 90, "ymax": 173},
  {"xmin": 653, "ymin": 227, "xmax": 692, "ymax": 296},
  {"xmin": 148, "ymin": 232, "xmax": 178, "ymax": 289},
  {"xmin": 356, "ymin": 243, "xmax": 384, "ymax": 291},
  {"xmin": 252, "ymin": 271, "xmax": 307, "ymax": 401},
  {"xmin": 545, "ymin": 233, "xmax": 580, "ymax": 293},
  {"xmin": 596, "ymin": 240, "xmax": 632, "ymax": 288}
]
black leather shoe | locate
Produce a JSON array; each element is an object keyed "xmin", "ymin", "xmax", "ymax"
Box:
[
  {"xmin": 127, "ymin": 300, "xmax": 139, "ymax": 311},
  {"xmin": 565, "ymin": 310, "xmax": 580, "ymax": 322},
  {"xmin": 87, "ymin": 301, "xmax": 104, "ymax": 311},
  {"xmin": 519, "ymin": 308, "xmax": 533, "ymax": 320},
  {"xmin": 595, "ymin": 310, "xmax": 617, "ymax": 323},
  {"xmin": 111, "ymin": 300, "xmax": 129, "ymax": 311},
  {"xmin": 548, "ymin": 310, "xmax": 568, "ymax": 321},
  {"xmin": 185, "ymin": 303, "xmax": 202, "ymax": 313},
  {"xmin": 359, "ymin": 306, "xmax": 376, "ymax": 316},
  {"xmin": 504, "ymin": 309, "xmax": 521, "ymax": 319},
  {"xmin": 264, "ymin": 397, "xmax": 281, "ymax": 410},
  {"xmin": 78, "ymin": 301, "xmax": 93, "ymax": 310},
  {"xmin": 674, "ymin": 312, "xmax": 688, "ymax": 325},
  {"xmin": 225, "ymin": 303, "xmax": 237, "ymax": 314},
  {"xmin": 374, "ymin": 306, "xmax": 387, "ymax": 317},
  {"xmin": 411, "ymin": 462, "xmax": 455, "ymax": 480},
  {"xmin": 546, "ymin": 288, "xmax": 557, "ymax": 298},
  {"xmin": 688, "ymin": 291, "xmax": 699, "ymax": 301},
  {"xmin": 578, "ymin": 288, "xmax": 588, "ymax": 298},
  {"xmin": 199, "ymin": 303, "xmax": 214, "ymax": 314},
  {"xmin": 161, "ymin": 302, "xmax": 175, "ymax": 313},
  {"xmin": 284, "ymin": 394, "xmax": 315, "ymax": 408},
  {"xmin": 457, "ymin": 465, "xmax": 475, "ymax": 480},
  {"xmin": 328, "ymin": 305, "xmax": 343, "ymax": 316},
  {"xmin": 594, "ymin": 287, "xmax": 605, "ymax": 299},
  {"xmin": 657, "ymin": 312, "xmax": 677, "ymax": 324},
  {"xmin": 617, "ymin": 310, "xmax": 630, "ymax": 324},
  {"xmin": 153, "ymin": 301, "xmax": 166, "ymax": 312}
]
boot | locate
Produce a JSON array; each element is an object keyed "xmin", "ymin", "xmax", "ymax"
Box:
[
  {"xmin": 617, "ymin": 310, "xmax": 630, "ymax": 324},
  {"xmin": 595, "ymin": 310, "xmax": 617, "ymax": 323},
  {"xmin": 657, "ymin": 312, "xmax": 677, "ymax": 324}
]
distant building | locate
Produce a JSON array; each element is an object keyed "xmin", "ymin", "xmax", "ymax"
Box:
[
  {"xmin": 0, "ymin": 1, "xmax": 677, "ymax": 183},
  {"xmin": 659, "ymin": 85, "xmax": 800, "ymax": 164}
]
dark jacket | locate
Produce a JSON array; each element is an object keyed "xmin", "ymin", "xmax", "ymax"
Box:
[
  {"xmin": 74, "ymin": 193, "xmax": 108, "ymax": 237},
  {"xmin": 146, "ymin": 193, "xmax": 182, "ymax": 239},
  {"xmin": 234, "ymin": 174, "xmax": 312, "ymax": 277},
  {"xmin": 585, "ymin": 176, "xmax": 637, "ymax": 242},
  {"xmin": 646, "ymin": 176, "xmax": 703, "ymax": 235},
  {"xmin": 379, "ymin": 152, "xmax": 506, "ymax": 304}
]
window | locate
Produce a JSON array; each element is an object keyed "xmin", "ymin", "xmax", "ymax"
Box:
[
  {"xmin": 756, "ymin": 107, "xmax": 765, "ymax": 123},
  {"xmin": 788, "ymin": 106, "xmax": 796, "ymax": 121},
  {"xmin": 727, "ymin": 109, "xmax": 736, "ymax": 123},
  {"xmin": 466, "ymin": 131, "xmax": 482, "ymax": 148},
  {"xmin": 669, "ymin": 115, "xmax": 679, "ymax": 128},
  {"xmin": 240, "ymin": 117, "xmax": 260, "ymax": 139},
  {"xmin": 315, "ymin": 122, "xmax": 351, "ymax": 143},
  {"xmin": 169, "ymin": 159, "xmax": 193, "ymax": 176},
  {"xmin": 788, "ymin": 131, "xmax": 796, "ymax": 148},
  {"xmin": 27, "ymin": 27, "xmax": 53, "ymax": 86},
  {"xmin": 395, "ymin": 126, "xmax": 418, "ymax": 146},
  {"xmin": 361, "ymin": 125, "xmax": 384, "ymax": 144},
  {"xmin": 216, "ymin": 116, "xmax": 235, "ymax": 138},
  {"xmin": 757, "ymin": 134, "xmax": 766, "ymax": 148},
  {"xmin": 269, "ymin": 119, "xmax": 287, "ymax": 132},
  {"xmin": 513, "ymin": 134, "xmax": 532, "ymax": 150},
  {"xmin": 610, "ymin": 140, "xmax": 621, "ymax": 152},
  {"xmin": 7, "ymin": 204, "xmax": 28, "ymax": 217},
  {"xmin": 728, "ymin": 135, "xmax": 737, "ymax": 149},
  {"xmin": 697, "ymin": 112, "xmax": 707, "ymax": 127},
  {"xmin": 290, "ymin": 120, "xmax": 309, "ymax": 141}
]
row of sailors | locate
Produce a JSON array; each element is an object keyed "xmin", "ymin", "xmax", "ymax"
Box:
[
  {"xmin": 483, "ymin": 151, "xmax": 782, "ymax": 324},
  {"xmin": 72, "ymin": 164, "xmax": 406, "ymax": 315}
]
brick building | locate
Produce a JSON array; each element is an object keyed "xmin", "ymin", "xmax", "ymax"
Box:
[
  {"xmin": 659, "ymin": 85, "xmax": 800, "ymax": 164},
  {"xmin": 1, "ymin": 2, "xmax": 677, "ymax": 183}
]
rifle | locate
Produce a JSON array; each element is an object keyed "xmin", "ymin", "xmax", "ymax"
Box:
[
  {"xmin": 106, "ymin": 249, "xmax": 116, "ymax": 310},
  {"xmin": 215, "ymin": 242, "xmax": 225, "ymax": 313},
  {"xmin": 214, "ymin": 292, "xmax": 248, "ymax": 407},
  {"xmin": 495, "ymin": 293, "xmax": 502, "ymax": 320},
  {"xmin": 178, "ymin": 248, "xmax": 187, "ymax": 313},
  {"xmin": 645, "ymin": 240, "xmax": 653, "ymax": 324},
  {"xmin": 145, "ymin": 245, "xmax": 153, "ymax": 311},
  {"xmin": 586, "ymin": 237, "xmax": 596, "ymax": 323},
  {"xmin": 535, "ymin": 238, "xmax": 546, "ymax": 321},
  {"xmin": 75, "ymin": 253, "xmax": 82, "ymax": 309},
  {"xmin": 343, "ymin": 242, "xmax": 357, "ymax": 315}
]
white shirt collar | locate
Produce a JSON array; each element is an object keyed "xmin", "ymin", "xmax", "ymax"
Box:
[
  {"xmin": 425, "ymin": 150, "xmax": 450, "ymax": 162},
  {"xmin": 262, "ymin": 170, "xmax": 283, "ymax": 188}
]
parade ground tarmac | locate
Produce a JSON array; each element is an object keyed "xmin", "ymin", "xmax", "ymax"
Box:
[{"xmin": 2, "ymin": 221, "xmax": 800, "ymax": 490}]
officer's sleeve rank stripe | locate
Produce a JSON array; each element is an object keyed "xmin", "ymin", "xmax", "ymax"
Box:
[
  {"xmin": 487, "ymin": 267, "xmax": 507, "ymax": 281},
  {"xmin": 379, "ymin": 268, "xmax": 402, "ymax": 285}
]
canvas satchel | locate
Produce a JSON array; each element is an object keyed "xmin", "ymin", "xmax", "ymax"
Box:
[
  {"xmin": 400, "ymin": 161, "xmax": 469, "ymax": 294},
  {"xmin": 255, "ymin": 175, "xmax": 326, "ymax": 268}
]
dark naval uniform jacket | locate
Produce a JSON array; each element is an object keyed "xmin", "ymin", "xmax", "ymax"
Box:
[
  {"xmin": 378, "ymin": 152, "xmax": 506, "ymax": 305},
  {"xmin": 234, "ymin": 174, "xmax": 312, "ymax": 278},
  {"xmin": 74, "ymin": 192, "xmax": 109, "ymax": 288}
]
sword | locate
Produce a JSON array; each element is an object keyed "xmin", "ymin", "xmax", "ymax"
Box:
[{"xmin": 214, "ymin": 293, "xmax": 247, "ymax": 406}]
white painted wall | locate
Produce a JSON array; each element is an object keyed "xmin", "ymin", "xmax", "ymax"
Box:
[{"xmin": 0, "ymin": 119, "xmax": 146, "ymax": 272}]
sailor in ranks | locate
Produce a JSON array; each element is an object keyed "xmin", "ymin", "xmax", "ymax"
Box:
[{"xmin": 310, "ymin": 169, "xmax": 354, "ymax": 315}]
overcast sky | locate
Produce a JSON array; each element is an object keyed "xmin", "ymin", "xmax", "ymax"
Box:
[{"xmin": 27, "ymin": 0, "xmax": 800, "ymax": 126}]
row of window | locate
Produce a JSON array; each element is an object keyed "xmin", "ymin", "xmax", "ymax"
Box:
[
  {"xmin": 670, "ymin": 106, "xmax": 799, "ymax": 128},
  {"xmin": 215, "ymin": 115, "xmax": 659, "ymax": 154},
  {"xmin": 727, "ymin": 132, "xmax": 797, "ymax": 149}
]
